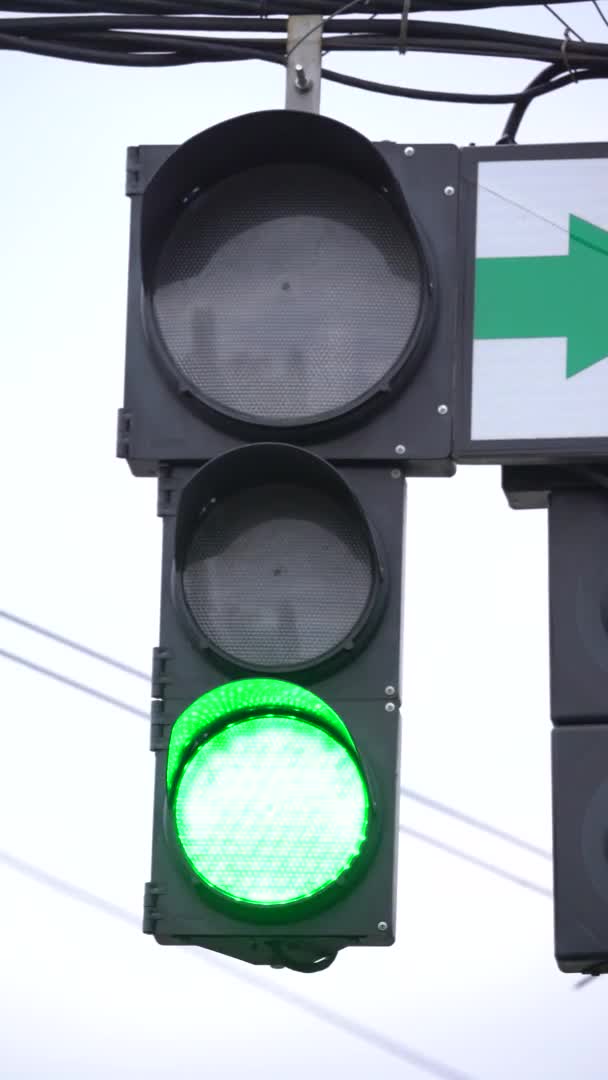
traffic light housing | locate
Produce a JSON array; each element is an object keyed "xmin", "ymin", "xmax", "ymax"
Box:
[
  {"xmin": 549, "ymin": 489, "xmax": 608, "ymax": 974},
  {"xmin": 118, "ymin": 110, "xmax": 458, "ymax": 475},
  {"xmin": 146, "ymin": 452, "xmax": 403, "ymax": 968},
  {"xmin": 120, "ymin": 109, "xmax": 459, "ymax": 969}
]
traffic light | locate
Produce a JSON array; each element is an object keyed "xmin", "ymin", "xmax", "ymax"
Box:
[
  {"xmin": 120, "ymin": 109, "xmax": 459, "ymax": 970},
  {"xmin": 549, "ymin": 488, "xmax": 608, "ymax": 974}
]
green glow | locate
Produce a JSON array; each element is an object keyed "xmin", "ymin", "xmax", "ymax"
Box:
[
  {"xmin": 173, "ymin": 713, "xmax": 369, "ymax": 906},
  {"xmin": 166, "ymin": 678, "xmax": 356, "ymax": 794}
]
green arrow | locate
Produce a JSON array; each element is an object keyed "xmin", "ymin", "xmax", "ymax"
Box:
[{"xmin": 474, "ymin": 215, "xmax": 608, "ymax": 378}]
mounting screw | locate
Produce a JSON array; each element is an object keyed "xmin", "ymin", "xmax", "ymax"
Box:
[
  {"xmin": 444, "ymin": 185, "xmax": 455, "ymax": 197},
  {"xmin": 377, "ymin": 921, "xmax": 388, "ymax": 932},
  {"xmin": 404, "ymin": 146, "xmax": 415, "ymax": 157},
  {"xmin": 390, "ymin": 468, "xmax": 402, "ymax": 479},
  {"xmin": 384, "ymin": 685, "xmax": 396, "ymax": 697},
  {"xmin": 385, "ymin": 701, "xmax": 396, "ymax": 713},
  {"xmin": 395, "ymin": 444, "xmax": 406, "ymax": 455},
  {"xmin": 437, "ymin": 403, "xmax": 449, "ymax": 415},
  {"xmin": 294, "ymin": 63, "xmax": 311, "ymax": 92}
]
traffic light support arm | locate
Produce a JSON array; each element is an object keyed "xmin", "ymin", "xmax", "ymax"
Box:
[{"xmin": 285, "ymin": 15, "xmax": 322, "ymax": 113}]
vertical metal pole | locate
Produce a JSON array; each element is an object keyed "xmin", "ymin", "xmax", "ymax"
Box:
[{"xmin": 285, "ymin": 15, "xmax": 322, "ymax": 113}]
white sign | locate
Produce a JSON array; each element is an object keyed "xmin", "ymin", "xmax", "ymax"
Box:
[{"xmin": 471, "ymin": 157, "xmax": 608, "ymax": 442}]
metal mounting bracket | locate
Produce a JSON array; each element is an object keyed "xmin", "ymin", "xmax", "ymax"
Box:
[{"xmin": 285, "ymin": 14, "xmax": 322, "ymax": 113}]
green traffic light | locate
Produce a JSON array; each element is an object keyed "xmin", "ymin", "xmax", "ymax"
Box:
[{"xmin": 170, "ymin": 680, "xmax": 370, "ymax": 907}]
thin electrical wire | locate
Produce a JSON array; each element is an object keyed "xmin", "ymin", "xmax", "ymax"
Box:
[
  {"xmin": 544, "ymin": 2, "xmax": 585, "ymax": 38},
  {"xmin": 0, "ymin": 615, "xmax": 553, "ymax": 861},
  {"xmin": 0, "ymin": 849, "xmax": 477, "ymax": 1080},
  {"xmin": 1, "ymin": 645, "xmax": 554, "ymax": 902},
  {"xmin": 401, "ymin": 789, "xmax": 552, "ymax": 859},
  {"xmin": 286, "ymin": 0, "xmax": 363, "ymax": 56},
  {"xmin": 471, "ymin": 177, "xmax": 605, "ymax": 243},
  {"xmin": 0, "ymin": 648, "xmax": 148, "ymax": 718},
  {"xmin": 401, "ymin": 826, "xmax": 553, "ymax": 898},
  {"xmin": 592, "ymin": 0, "xmax": 608, "ymax": 29},
  {"xmin": 0, "ymin": 609, "xmax": 149, "ymax": 679}
]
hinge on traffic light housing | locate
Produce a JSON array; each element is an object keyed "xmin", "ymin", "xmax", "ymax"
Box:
[
  {"xmin": 150, "ymin": 698, "xmax": 169, "ymax": 752},
  {"xmin": 151, "ymin": 646, "xmax": 171, "ymax": 700},
  {"xmin": 157, "ymin": 466, "xmax": 179, "ymax": 517},
  {"xmin": 125, "ymin": 147, "xmax": 143, "ymax": 196},
  {"xmin": 116, "ymin": 408, "xmax": 131, "ymax": 459},
  {"xmin": 143, "ymin": 881, "xmax": 163, "ymax": 933}
]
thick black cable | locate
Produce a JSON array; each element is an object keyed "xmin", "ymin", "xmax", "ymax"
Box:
[
  {"xmin": 1, "ymin": 12, "xmax": 607, "ymax": 104},
  {"xmin": 0, "ymin": 0, "xmax": 592, "ymax": 12},
  {"xmin": 0, "ymin": 33, "xmax": 196, "ymax": 62},
  {"xmin": 322, "ymin": 65, "xmax": 604, "ymax": 103},
  {"xmin": 1, "ymin": 850, "xmax": 478, "ymax": 1080},
  {"xmin": 497, "ymin": 60, "xmax": 563, "ymax": 142},
  {"xmin": 3, "ymin": 14, "xmax": 608, "ymax": 61},
  {"xmin": 1, "ymin": 27, "xmax": 606, "ymax": 101},
  {"xmin": 401, "ymin": 788, "xmax": 552, "ymax": 859}
]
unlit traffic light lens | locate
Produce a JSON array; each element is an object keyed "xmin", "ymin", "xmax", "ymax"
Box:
[
  {"xmin": 152, "ymin": 162, "xmax": 423, "ymax": 427},
  {"xmin": 182, "ymin": 480, "xmax": 374, "ymax": 671}
]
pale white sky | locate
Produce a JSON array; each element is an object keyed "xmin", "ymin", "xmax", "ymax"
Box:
[{"xmin": 1, "ymin": 4, "xmax": 608, "ymax": 1078}]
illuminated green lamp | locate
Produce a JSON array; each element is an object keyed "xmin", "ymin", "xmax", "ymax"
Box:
[{"xmin": 168, "ymin": 679, "xmax": 370, "ymax": 908}]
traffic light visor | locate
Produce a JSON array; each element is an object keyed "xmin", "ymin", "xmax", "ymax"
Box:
[{"xmin": 167, "ymin": 680, "xmax": 371, "ymax": 908}]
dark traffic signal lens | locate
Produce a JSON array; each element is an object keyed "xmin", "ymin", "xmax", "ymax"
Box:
[
  {"xmin": 182, "ymin": 481, "xmax": 374, "ymax": 670},
  {"xmin": 151, "ymin": 162, "xmax": 424, "ymax": 428},
  {"xmin": 175, "ymin": 443, "xmax": 386, "ymax": 674}
]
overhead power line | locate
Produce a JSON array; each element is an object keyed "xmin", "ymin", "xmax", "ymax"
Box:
[
  {"xmin": 0, "ymin": 9, "xmax": 607, "ymax": 105},
  {"xmin": 543, "ymin": 2, "xmax": 584, "ymax": 40},
  {"xmin": 0, "ymin": 848, "xmax": 477, "ymax": 1080},
  {"xmin": 0, "ymin": 613, "xmax": 551, "ymax": 858},
  {"xmin": 401, "ymin": 789, "xmax": 551, "ymax": 860},
  {"xmin": 0, "ymin": 1, "xmax": 592, "ymax": 13},
  {"xmin": 0, "ymin": 648, "xmax": 148, "ymax": 719},
  {"xmin": 592, "ymin": 0, "xmax": 608, "ymax": 31},
  {"xmin": 0, "ymin": 609, "xmax": 149, "ymax": 680},
  {"xmin": 400, "ymin": 826, "xmax": 552, "ymax": 899},
  {"xmin": 1, "ymin": 643, "xmax": 553, "ymax": 903}
]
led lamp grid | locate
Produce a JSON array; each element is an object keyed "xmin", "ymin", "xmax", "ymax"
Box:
[
  {"xmin": 151, "ymin": 161, "xmax": 423, "ymax": 427},
  {"xmin": 171, "ymin": 689, "xmax": 370, "ymax": 907},
  {"xmin": 181, "ymin": 480, "xmax": 374, "ymax": 670}
]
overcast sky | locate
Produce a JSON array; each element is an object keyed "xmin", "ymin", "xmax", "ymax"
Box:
[{"xmin": 1, "ymin": 4, "xmax": 608, "ymax": 1078}]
